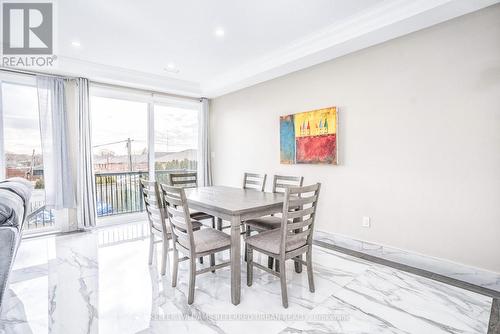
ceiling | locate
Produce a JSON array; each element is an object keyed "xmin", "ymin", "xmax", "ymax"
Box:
[{"xmin": 37, "ymin": 0, "xmax": 500, "ymax": 96}]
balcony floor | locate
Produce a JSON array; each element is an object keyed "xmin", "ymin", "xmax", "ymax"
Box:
[{"xmin": 1, "ymin": 222, "xmax": 493, "ymax": 334}]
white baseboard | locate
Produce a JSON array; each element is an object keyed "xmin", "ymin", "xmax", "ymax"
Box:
[{"xmin": 314, "ymin": 230, "xmax": 500, "ymax": 293}]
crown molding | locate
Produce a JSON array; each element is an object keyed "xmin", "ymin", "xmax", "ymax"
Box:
[
  {"xmin": 201, "ymin": 0, "xmax": 500, "ymax": 97},
  {"xmin": 52, "ymin": 56, "xmax": 202, "ymax": 97}
]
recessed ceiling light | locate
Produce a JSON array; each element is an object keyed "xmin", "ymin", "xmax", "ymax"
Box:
[
  {"xmin": 164, "ymin": 63, "xmax": 179, "ymax": 73},
  {"xmin": 71, "ymin": 41, "xmax": 81, "ymax": 47},
  {"xmin": 214, "ymin": 27, "xmax": 225, "ymax": 37}
]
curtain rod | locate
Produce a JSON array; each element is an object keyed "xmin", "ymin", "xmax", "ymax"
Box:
[
  {"xmin": 90, "ymin": 81, "xmax": 202, "ymax": 102},
  {"xmin": 0, "ymin": 66, "xmax": 77, "ymax": 79},
  {"xmin": 0, "ymin": 67, "xmax": 203, "ymax": 102}
]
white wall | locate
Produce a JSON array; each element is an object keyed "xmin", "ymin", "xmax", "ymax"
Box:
[{"xmin": 210, "ymin": 5, "xmax": 500, "ymax": 273}]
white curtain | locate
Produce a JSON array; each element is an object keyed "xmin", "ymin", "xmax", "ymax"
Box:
[
  {"xmin": 76, "ymin": 78, "xmax": 97, "ymax": 228},
  {"xmin": 0, "ymin": 80, "xmax": 5, "ymax": 180},
  {"xmin": 197, "ymin": 98, "xmax": 212, "ymax": 186},
  {"xmin": 37, "ymin": 76, "xmax": 75, "ymax": 209}
]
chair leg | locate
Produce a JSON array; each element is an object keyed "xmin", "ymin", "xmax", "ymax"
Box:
[
  {"xmin": 280, "ymin": 258, "xmax": 288, "ymax": 308},
  {"xmin": 210, "ymin": 253, "xmax": 215, "ymax": 273},
  {"xmin": 247, "ymin": 247, "xmax": 253, "ymax": 286},
  {"xmin": 199, "ymin": 257, "xmax": 203, "ymax": 264},
  {"xmin": 188, "ymin": 257, "xmax": 196, "ymax": 305},
  {"xmin": 275, "ymin": 259, "xmax": 280, "ymax": 273},
  {"xmin": 171, "ymin": 249, "xmax": 179, "ymax": 287},
  {"xmin": 267, "ymin": 256, "xmax": 274, "ymax": 269},
  {"xmin": 293, "ymin": 228, "xmax": 303, "ymax": 273},
  {"xmin": 244, "ymin": 226, "xmax": 251, "ymax": 262},
  {"xmin": 216, "ymin": 217, "xmax": 222, "ymax": 231},
  {"xmin": 211, "ymin": 217, "xmax": 215, "ymax": 229},
  {"xmin": 148, "ymin": 235, "xmax": 154, "ymax": 265},
  {"xmin": 160, "ymin": 238, "xmax": 169, "ymax": 276},
  {"xmin": 306, "ymin": 249, "xmax": 315, "ymax": 293}
]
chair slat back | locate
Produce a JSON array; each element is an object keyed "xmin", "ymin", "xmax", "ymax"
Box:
[
  {"xmin": 160, "ymin": 184, "xmax": 195, "ymax": 254},
  {"xmin": 280, "ymin": 183, "xmax": 321, "ymax": 253},
  {"xmin": 140, "ymin": 179, "xmax": 168, "ymax": 234},
  {"xmin": 272, "ymin": 175, "xmax": 304, "ymax": 193},
  {"xmin": 169, "ymin": 172, "xmax": 198, "ymax": 188},
  {"xmin": 243, "ymin": 172, "xmax": 267, "ymax": 192}
]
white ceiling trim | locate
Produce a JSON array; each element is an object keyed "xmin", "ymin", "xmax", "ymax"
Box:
[
  {"xmin": 52, "ymin": 56, "xmax": 202, "ymax": 97},
  {"xmin": 201, "ymin": 0, "xmax": 500, "ymax": 97}
]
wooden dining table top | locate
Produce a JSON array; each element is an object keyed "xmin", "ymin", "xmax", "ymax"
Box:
[{"xmin": 184, "ymin": 185, "xmax": 285, "ymax": 216}]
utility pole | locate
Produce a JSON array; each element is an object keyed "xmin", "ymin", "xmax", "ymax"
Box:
[
  {"xmin": 28, "ymin": 149, "xmax": 35, "ymax": 180},
  {"xmin": 126, "ymin": 138, "xmax": 133, "ymax": 171}
]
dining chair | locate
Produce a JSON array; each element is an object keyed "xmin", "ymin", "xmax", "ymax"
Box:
[
  {"xmin": 242, "ymin": 172, "xmax": 267, "ymax": 192},
  {"xmin": 169, "ymin": 172, "xmax": 216, "ymax": 230},
  {"xmin": 245, "ymin": 183, "xmax": 321, "ymax": 308},
  {"xmin": 244, "ymin": 175, "xmax": 304, "ymax": 269},
  {"xmin": 140, "ymin": 179, "xmax": 202, "ymax": 275},
  {"xmin": 161, "ymin": 184, "xmax": 231, "ymax": 305},
  {"xmin": 217, "ymin": 172, "xmax": 268, "ymax": 232}
]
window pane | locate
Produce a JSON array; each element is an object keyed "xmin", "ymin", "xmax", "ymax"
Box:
[
  {"xmin": 91, "ymin": 96, "xmax": 148, "ymax": 172},
  {"xmin": 154, "ymin": 104, "xmax": 198, "ymax": 184},
  {"xmin": 90, "ymin": 95, "xmax": 148, "ymax": 219}
]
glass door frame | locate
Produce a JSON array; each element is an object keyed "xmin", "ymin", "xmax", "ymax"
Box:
[
  {"xmin": 149, "ymin": 96, "xmax": 202, "ymax": 182},
  {"xmin": 91, "ymin": 84, "xmax": 202, "ymax": 181}
]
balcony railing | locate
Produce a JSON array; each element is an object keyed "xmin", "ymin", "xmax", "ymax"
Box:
[
  {"xmin": 24, "ymin": 170, "xmax": 189, "ymax": 230},
  {"xmin": 25, "ymin": 200, "xmax": 55, "ymax": 230},
  {"xmin": 94, "ymin": 170, "xmax": 194, "ymax": 217}
]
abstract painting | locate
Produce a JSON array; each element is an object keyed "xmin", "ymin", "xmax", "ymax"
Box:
[{"xmin": 280, "ymin": 107, "xmax": 337, "ymax": 165}]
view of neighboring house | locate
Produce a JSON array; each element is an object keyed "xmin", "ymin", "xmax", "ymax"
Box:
[
  {"xmin": 93, "ymin": 149, "xmax": 197, "ymax": 172},
  {"xmin": 5, "ymin": 152, "xmax": 43, "ymax": 179}
]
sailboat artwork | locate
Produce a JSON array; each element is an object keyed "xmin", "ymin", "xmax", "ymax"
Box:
[{"xmin": 280, "ymin": 107, "xmax": 337, "ymax": 165}]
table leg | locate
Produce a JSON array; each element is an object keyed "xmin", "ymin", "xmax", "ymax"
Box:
[{"xmin": 230, "ymin": 215, "xmax": 241, "ymax": 305}]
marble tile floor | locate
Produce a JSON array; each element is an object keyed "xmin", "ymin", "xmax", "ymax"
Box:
[
  {"xmin": 0, "ymin": 222, "xmax": 494, "ymax": 334},
  {"xmin": 314, "ymin": 231, "xmax": 500, "ymax": 294}
]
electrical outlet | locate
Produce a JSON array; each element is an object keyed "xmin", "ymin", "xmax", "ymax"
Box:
[{"xmin": 362, "ymin": 216, "xmax": 371, "ymax": 228}]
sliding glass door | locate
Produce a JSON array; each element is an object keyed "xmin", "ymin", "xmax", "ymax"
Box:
[
  {"xmin": 90, "ymin": 95, "xmax": 149, "ymax": 220},
  {"xmin": 89, "ymin": 87, "xmax": 201, "ymax": 225},
  {"xmin": 0, "ymin": 76, "xmax": 55, "ymax": 232}
]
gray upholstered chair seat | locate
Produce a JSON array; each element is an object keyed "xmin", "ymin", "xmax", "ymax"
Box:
[
  {"xmin": 245, "ymin": 229, "xmax": 307, "ymax": 255},
  {"xmin": 244, "ymin": 216, "xmax": 282, "ymax": 232},
  {"xmin": 151, "ymin": 221, "xmax": 170, "ymax": 234},
  {"xmin": 179, "ymin": 228, "xmax": 231, "ymax": 254},
  {"xmin": 162, "ymin": 184, "xmax": 231, "ymax": 305},
  {"xmin": 246, "ymin": 183, "xmax": 321, "ymax": 308},
  {"xmin": 189, "ymin": 210, "xmax": 214, "ymax": 221}
]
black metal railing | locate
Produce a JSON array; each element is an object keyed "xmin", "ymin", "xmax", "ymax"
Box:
[{"xmin": 94, "ymin": 170, "xmax": 195, "ymax": 217}]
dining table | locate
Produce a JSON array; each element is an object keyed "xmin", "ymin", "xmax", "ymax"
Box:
[{"xmin": 184, "ymin": 185, "xmax": 285, "ymax": 305}]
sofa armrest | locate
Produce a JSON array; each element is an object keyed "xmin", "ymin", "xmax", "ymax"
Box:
[{"xmin": 0, "ymin": 226, "xmax": 20, "ymax": 309}]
